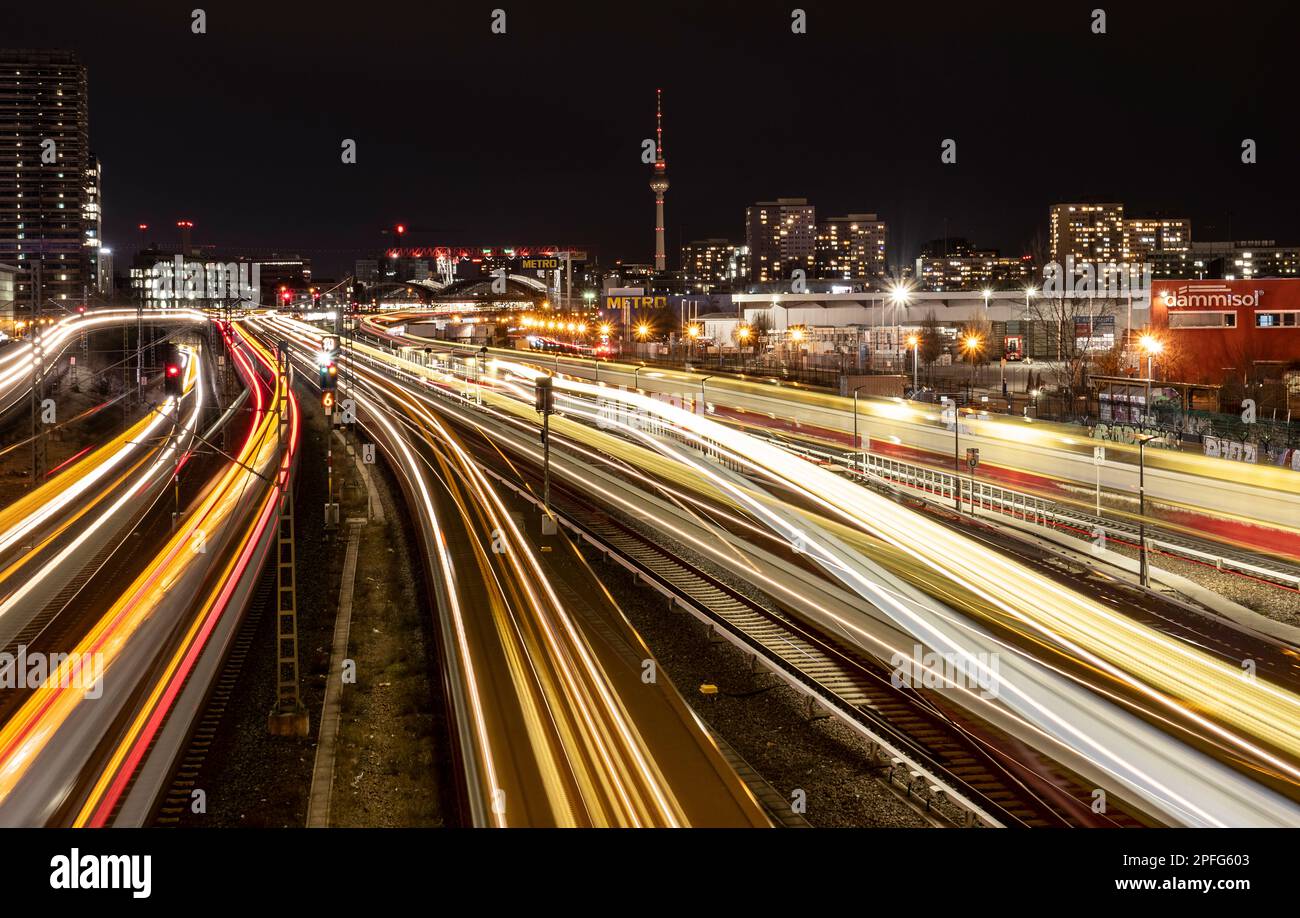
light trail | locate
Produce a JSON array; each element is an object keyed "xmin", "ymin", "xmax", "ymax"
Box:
[
  {"xmin": 255, "ymin": 315, "xmax": 757, "ymax": 827},
  {"xmin": 302, "ymin": 317, "xmax": 1300, "ymax": 824},
  {"xmin": 0, "ymin": 320, "xmax": 298, "ymax": 825}
]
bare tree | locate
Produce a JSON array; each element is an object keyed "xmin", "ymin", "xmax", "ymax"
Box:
[
  {"xmin": 1026, "ymin": 292, "xmax": 1120, "ymax": 401},
  {"xmin": 748, "ymin": 312, "xmax": 771, "ymax": 359},
  {"xmin": 919, "ymin": 310, "xmax": 945, "ymax": 368}
]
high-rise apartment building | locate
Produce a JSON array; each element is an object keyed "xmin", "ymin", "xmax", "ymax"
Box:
[
  {"xmin": 0, "ymin": 50, "xmax": 101, "ymax": 311},
  {"xmin": 814, "ymin": 214, "xmax": 887, "ymax": 280},
  {"xmin": 745, "ymin": 198, "xmax": 816, "ymax": 283},
  {"xmin": 1048, "ymin": 203, "xmax": 1128, "ymax": 265}
]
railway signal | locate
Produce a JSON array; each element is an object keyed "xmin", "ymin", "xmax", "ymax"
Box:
[
  {"xmin": 318, "ymin": 336, "xmax": 339, "ymax": 391},
  {"xmin": 321, "ymin": 390, "xmax": 335, "ymax": 415},
  {"xmin": 163, "ymin": 345, "xmax": 183, "ymax": 396}
]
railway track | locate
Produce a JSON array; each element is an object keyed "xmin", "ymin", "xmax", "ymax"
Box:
[
  {"xmin": 151, "ymin": 562, "xmax": 275, "ymax": 826},
  {"xmin": 480, "ymin": 453, "xmax": 1148, "ymax": 829},
  {"xmin": 765, "ymin": 432, "xmax": 1300, "ymax": 592}
]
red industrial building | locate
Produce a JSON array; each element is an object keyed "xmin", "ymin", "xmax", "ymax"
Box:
[{"xmin": 1150, "ymin": 279, "xmax": 1300, "ymax": 389}]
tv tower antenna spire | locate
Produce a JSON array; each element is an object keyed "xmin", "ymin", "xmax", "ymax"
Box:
[{"xmin": 649, "ymin": 88, "xmax": 669, "ymax": 273}]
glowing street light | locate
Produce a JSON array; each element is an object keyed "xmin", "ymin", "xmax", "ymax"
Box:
[
  {"xmin": 889, "ymin": 283, "xmax": 912, "ymax": 366},
  {"xmin": 1138, "ymin": 333, "xmax": 1165, "ymax": 423},
  {"xmin": 789, "ymin": 326, "xmax": 805, "ymax": 342},
  {"xmin": 906, "ymin": 333, "xmax": 920, "ymax": 391},
  {"xmin": 635, "ymin": 323, "xmax": 651, "ymax": 340},
  {"xmin": 962, "ymin": 333, "xmax": 984, "ymax": 400}
]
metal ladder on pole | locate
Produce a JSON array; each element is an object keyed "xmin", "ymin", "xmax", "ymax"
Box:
[{"xmin": 269, "ymin": 341, "xmax": 309, "ymax": 736}]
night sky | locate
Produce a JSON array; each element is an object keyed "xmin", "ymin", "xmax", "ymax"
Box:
[{"xmin": 7, "ymin": 0, "xmax": 1300, "ymax": 276}]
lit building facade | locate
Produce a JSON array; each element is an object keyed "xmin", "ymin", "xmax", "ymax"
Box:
[
  {"xmin": 680, "ymin": 238, "xmax": 748, "ymax": 292},
  {"xmin": 814, "ymin": 214, "xmax": 886, "ymax": 280},
  {"xmin": 0, "ymin": 262, "xmax": 16, "ymax": 334},
  {"xmin": 1125, "ymin": 218, "xmax": 1191, "ymax": 267},
  {"xmin": 1049, "ymin": 202, "xmax": 1128, "ymax": 266},
  {"xmin": 1186, "ymin": 241, "xmax": 1300, "ymax": 280},
  {"xmin": 915, "ymin": 250, "xmax": 1033, "ymax": 291},
  {"xmin": 746, "ymin": 198, "xmax": 816, "ymax": 283}
]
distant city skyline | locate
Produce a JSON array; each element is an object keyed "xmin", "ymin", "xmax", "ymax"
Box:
[{"xmin": 4, "ymin": 1, "xmax": 1300, "ymax": 277}]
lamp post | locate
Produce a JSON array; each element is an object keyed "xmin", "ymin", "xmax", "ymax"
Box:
[
  {"xmin": 950, "ymin": 402, "xmax": 963, "ymax": 512},
  {"xmin": 852, "ymin": 383, "xmax": 870, "ymax": 473},
  {"xmin": 906, "ymin": 334, "xmax": 920, "ymax": 393},
  {"xmin": 699, "ymin": 375, "xmax": 714, "ymax": 417},
  {"xmin": 633, "ymin": 362, "xmax": 647, "ymax": 391},
  {"xmin": 961, "ymin": 333, "xmax": 983, "ymax": 403},
  {"xmin": 889, "ymin": 284, "xmax": 912, "ymax": 371},
  {"xmin": 1135, "ymin": 432, "xmax": 1156, "ymax": 588},
  {"xmin": 686, "ymin": 322, "xmax": 701, "ymax": 362},
  {"xmin": 1138, "ymin": 333, "xmax": 1164, "ymax": 424}
]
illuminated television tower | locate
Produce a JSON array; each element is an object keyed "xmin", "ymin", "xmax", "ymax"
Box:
[{"xmin": 649, "ymin": 88, "xmax": 669, "ymax": 272}]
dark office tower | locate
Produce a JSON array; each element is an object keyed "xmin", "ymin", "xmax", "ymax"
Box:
[{"xmin": 0, "ymin": 49, "xmax": 101, "ymax": 312}]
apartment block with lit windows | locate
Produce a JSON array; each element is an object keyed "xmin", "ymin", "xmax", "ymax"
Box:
[
  {"xmin": 1125, "ymin": 218, "xmax": 1190, "ymax": 263},
  {"xmin": 680, "ymin": 238, "xmax": 749, "ymax": 292},
  {"xmin": 814, "ymin": 214, "xmax": 887, "ymax": 281},
  {"xmin": 1048, "ymin": 202, "xmax": 1128, "ymax": 265},
  {"xmin": 745, "ymin": 198, "xmax": 816, "ymax": 283}
]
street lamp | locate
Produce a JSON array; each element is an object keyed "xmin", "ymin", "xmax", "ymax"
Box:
[
  {"xmin": 1135, "ymin": 432, "xmax": 1157, "ymax": 588},
  {"xmin": 736, "ymin": 324, "xmax": 752, "ymax": 370},
  {"xmin": 1138, "ymin": 333, "xmax": 1164, "ymax": 423},
  {"xmin": 889, "ymin": 283, "xmax": 912, "ymax": 369},
  {"xmin": 905, "ymin": 333, "xmax": 920, "ymax": 393},
  {"xmin": 961, "ymin": 333, "xmax": 983, "ymax": 401},
  {"xmin": 852, "ymin": 384, "xmax": 871, "ymax": 473}
]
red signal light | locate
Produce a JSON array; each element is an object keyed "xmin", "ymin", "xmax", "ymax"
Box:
[
  {"xmin": 167, "ymin": 364, "xmax": 180, "ymax": 377},
  {"xmin": 395, "ymin": 224, "xmax": 406, "ymax": 235}
]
